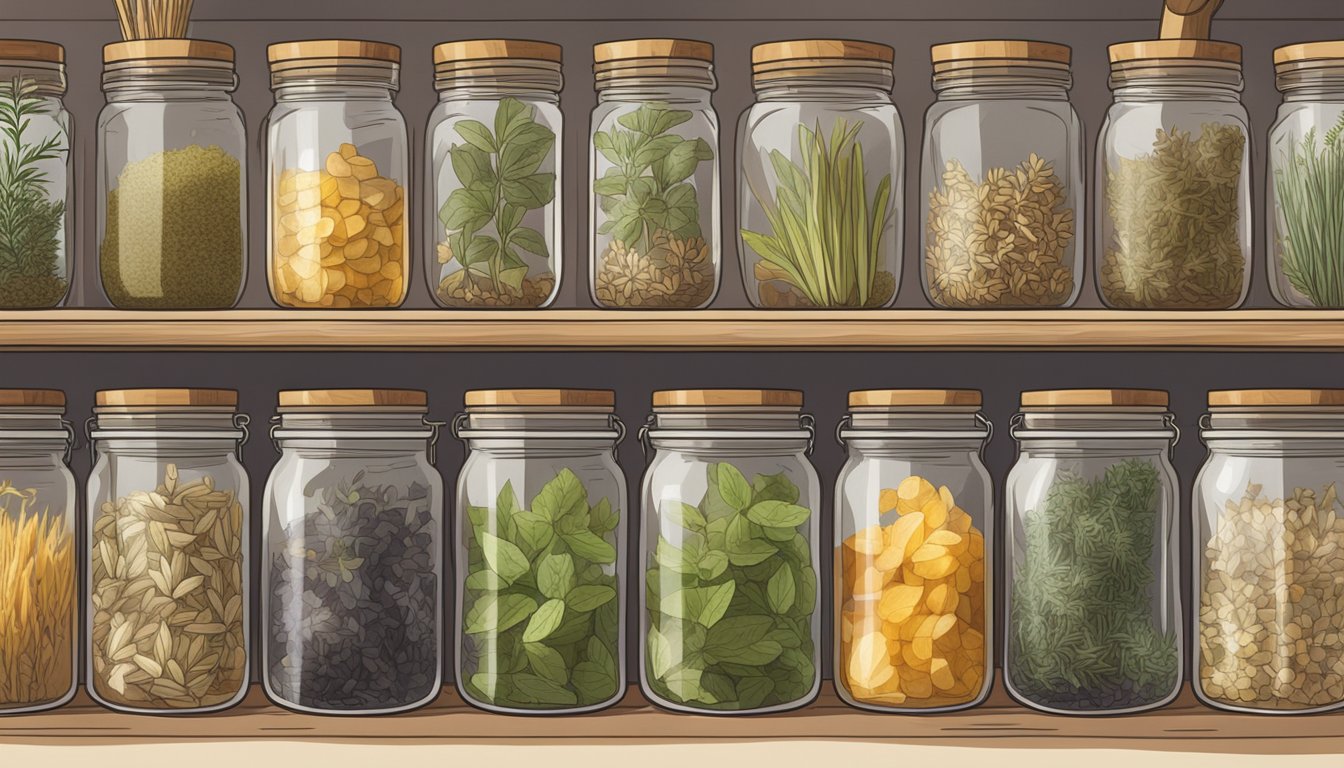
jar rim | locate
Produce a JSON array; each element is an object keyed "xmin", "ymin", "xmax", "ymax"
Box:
[
  {"xmin": 434, "ymin": 39, "xmax": 561, "ymax": 65},
  {"xmin": 0, "ymin": 389, "xmax": 65, "ymax": 409},
  {"xmin": 1020, "ymin": 389, "xmax": 1168, "ymax": 409},
  {"xmin": 849, "ymin": 389, "xmax": 980, "ymax": 409},
  {"xmin": 1274, "ymin": 40, "xmax": 1344, "ymax": 67},
  {"xmin": 653, "ymin": 389, "xmax": 802, "ymax": 410},
  {"xmin": 96, "ymin": 388, "xmax": 237, "ymax": 409},
  {"xmin": 931, "ymin": 39, "xmax": 1070, "ymax": 68},
  {"xmin": 277, "ymin": 389, "xmax": 427, "ymax": 411},
  {"xmin": 0, "ymin": 39, "xmax": 64, "ymax": 64},
  {"xmin": 268, "ymin": 39, "xmax": 400, "ymax": 65},
  {"xmin": 1208, "ymin": 389, "xmax": 1344, "ymax": 408},
  {"xmin": 1108, "ymin": 39, "xmax": 1242, "ymax": 66},
  {"xmin": 465, "ymin": 389, "xmax": 614, "ymax": 410},
  {"xmin": 104, "ymin": 39, "xmax": 234, "ymax": 65},
  {"xmin": 595, "ymin": 38, "xmax": 712, "ymax": 65}
]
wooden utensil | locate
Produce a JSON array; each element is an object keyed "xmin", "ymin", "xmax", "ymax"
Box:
[{"xmin": 1160, "ymin": 0, "xmax": 1225, "ymax": 39}]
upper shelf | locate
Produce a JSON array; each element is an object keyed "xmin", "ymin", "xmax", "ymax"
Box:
[{"xmin": 0, "ymin": 309, "xmax": 1341, "ymax": 350}]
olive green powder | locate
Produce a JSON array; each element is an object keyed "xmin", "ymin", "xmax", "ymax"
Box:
[{"xmin": 101, "ymin": 144, "xmax": 243, "ymax": 308}]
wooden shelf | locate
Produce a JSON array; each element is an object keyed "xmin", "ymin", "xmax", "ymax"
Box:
[{"xmin": 2, "ymin": 309, "xmax": 1343, "ymax": 350}]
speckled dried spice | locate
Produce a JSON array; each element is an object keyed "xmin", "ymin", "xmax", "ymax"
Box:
[{"xmin": 595, "ymin": 231, "xmax": 714, "ymax": 308}]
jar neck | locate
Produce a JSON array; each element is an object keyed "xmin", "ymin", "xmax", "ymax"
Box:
[
  {"xmin": 597, "ymin": 82, "xmax": 712, "ymax": 106},
  {"xmin": 274, "ymin": 82, "xmax": 396, "ymax": 102},
  {"xmin": 932, "ymin": 67, "xmax": 1071, "ymax": 101},
  {"xmin": 1016, "ymin": 409, "xmax": 1174, "ymax": 433},
  {"xmin": 1110, "ymin": 63, "xmax": 1244, "ymax": 102},
  {"xmin": 276, "ymin": 410, "xmax": 429, "ymax": 432},
  {"xmin": 1205, "ymin": 409, "xmax": 1344, "ymax": 431},
  {"xmin": 92, "ymin": 410, "xmax": 242, "ymax": 433},
  {"xmin": 753, "ymin": 82, "xmax": 892, "ymax": 103},
  {"xmin": 437, "ymin": 84, "xmax": 559, "ymax": 103},
  {"xmin": 0, "ymin": 63, "xmax": 66, "ymax": 98},
  {"xmin": 463, "ymin": 410, "xmax": 616, "ymax": 432},
  {"xmin": 106, "ymin": 86, "xmax": 235, "ymax": 102},
  {"xmin": 103, "ymin": 63, "xmax": 237, "ymax": 97},
  {"xmin": 652, "ymin": 410, "xmax": 804, "ymax": 431},
  {"xmin": 0, "ymin": 446, "xmax": 67, "ymax": 466},
  {"xmin": 97, "ymin": 437, "xmax": 241, "ymax": 458},
  {"xmin": 1277, "ymin": 64, "xmax": 1344, "ymax": 101}
]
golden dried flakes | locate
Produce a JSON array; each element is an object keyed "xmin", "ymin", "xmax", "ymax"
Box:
[
  {"xmin": 1102, "ymin": 123, "xmax": 1247, "ymax": 309},
  {"xmin": 595, "ymin": 230, "xmax": 714, "ymax": 308},
  {"xmin": 925, "ymin": 154, "xmax": 1076, "ymax": 308}
]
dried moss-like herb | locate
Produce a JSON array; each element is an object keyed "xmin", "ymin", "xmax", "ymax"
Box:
[
  {"xmin": 1008, "ymin": 459, "xmax": 1178, "ymax": 712},
  {"xmin": 267, "ymin": 472, "xmax": 438, "ymax": 712},
  {"xmin": 645, "ymin": 464, "xmax": 818, "ymax": 712},
  {"xmin": 925, "ymin": 155, "xmax": 1075, "ymax": 308},
  {"xmin": 459, "ymin": 470, "xmax": 621, "ymax": 711},
  {"xmin": 1273, "ymin": 115, "xmax": 1344, "ymax": 307},
  {"xmin": 1101, "ymin": 123, "xmax": 1246, "ymax": 308},
  {"xmin": 0, "ymin": 76, "xmax": 67, "ymax": 308}
]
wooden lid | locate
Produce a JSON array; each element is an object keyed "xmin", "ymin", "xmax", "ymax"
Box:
[
  {"xmin": 752, "ymin": 39, "xmax": 893, "ymax": 66},
  {"xmin": 1108, "ymin": 39, "xmax": 1241, "ymax": 64},
  {"xmin": 931, "ymin": 40, "xmax": 1070, "ymax": 65},
  {"xmin": 434, "ymin": 39, "xmax": 561, "ymax": 64},
  {"xmin": 96, "ymin": 389, "xmax": 238, "ymax": 407},
  {"xmin": 277, "ymin": 389, "xmax": 426, "ymax": 408},
  {"xmin": 0, "ymin": 389, "xmax": 65, "ymax": 408},
  {"xmin": 1275, "ymin": 41, "xmax": 1344, "ymax": 66},
  {"xmin": 268, "ymin": 40, "xmax": 401, "ymax": 64},
  {"xmin": 104, "ymin": 39, "xmax": 234, "ymax": 64},
  {"xmin": 653, "ymin": 389, "xmax": 803, "ymax": 408},
  {"xmin": 593, "ymin": 39, "xmax": 712, "ymax": 64},
  {"xmin": 1209, "ymin": 389, "xmax": 1344, "ymax": 407},
  {"xmin": 849, "ymin": 390, "xmax": 981, "ymax": 408},
  {"xmin": 0, "ymin": 40, "xmax": 64, "ymax": 63},
  {"xmin": 1021, "ymin": 389, "xmax": 1169, "ymax": 408},
  {"xmin": 465, "ymin": 389, "xmax": 614, "ymax": 408}
]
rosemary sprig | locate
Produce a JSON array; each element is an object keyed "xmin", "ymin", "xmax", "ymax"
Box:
[{"xmin": 0, "ymin": 76, "xmax": 67, "ymax": 306}]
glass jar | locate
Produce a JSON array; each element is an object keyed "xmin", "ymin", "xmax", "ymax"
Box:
[
  {"xmin": 639, "ymin": 389, "xmax": 820, "ymax": 714},
  {"xmin": 0, "ymin": 41, "xmax": 72, "ymax": 308},
  {"xmin": 85, "ymin": 389, "xmax": 250, "ymax": 714},
  {"xmin": 452, "ymin": 389, "xmax": 625, "ymax": 714},
  {"xmin": 1194, "ymin": 389, "xmax": 1344, "ymax": 714},
  {"xmin": 1268, "ymin": 43, "xmax": 1344, "ymax": 307},
  {"xmin": 427, "ymin": 40, "xmax": 563, "ymax": 309},
  {"xmin": 266, "ymin": 41, "xmax": 409, "ymax": 309},
  {"xmin": 834, "ymin": 390, "xmax": 992, "ymax": 712},
  {"xmin": 1097, "ymin": 40, "xmax": 1251, "ymax": 309},
  {"xmin": 97, "ymin": 40, "xmax": 246, "ymax": 309},
  {"xmin": 590, "ymin": 39, "xmax": 720, "ymax": 309},
  {"xmin": 921, "ymin": 41, "xmax": 1083, "ymax": 309},
  {"xmin": 739, "ymin": 40, "xmax": 903, "ymax": 309},
  {"xmin": 263, "ymin": 389, "xmax": 442, "ymax": 715},
  {"xmin": 1004, "ymin": 389, "xmax": 1182, "ymax": 714},
  {"xmin": 0, "ymin": 390, "xmax": 76, "ymax": 713}
]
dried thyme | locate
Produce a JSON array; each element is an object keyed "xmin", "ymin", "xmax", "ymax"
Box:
[
  {"xmin": 460, "ymin": 470, "xmax": 621, "ymax": 711},
  {"xmin": 1101, "ymin": 123, "xmax": 1246, "ymax": 308},
  {"xmin": 0, "ymin": 76, "xmax": 68, "ymax": 308},
  {"xmin": 645, "ymin": 464, "xmax": 817, "ymax": 711},
  {"xmin": 1273, "ymin": 115, "xmax": 1344, "ymax": 307},
  {"xmin": 267, "ymin": 472, "xmax": 438, "ymax": 712},
  {"xmin": 1008, "ymin": 459, "xmax": 1178, "ymax": 711},
  {"xmin": 925, "ymin": 155, "xmax": 1075, "ymax": 308}
]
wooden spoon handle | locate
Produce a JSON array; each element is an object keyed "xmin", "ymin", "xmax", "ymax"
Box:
[{"xmin": 1160, "ymin": 0, "xmax": 1225, "ymax": 39}]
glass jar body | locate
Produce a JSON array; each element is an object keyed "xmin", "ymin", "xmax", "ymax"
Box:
[
  {"xmin": 267, "ymin": 85, "xmax": 409, "ymax": 308},
  {"xmin": 1096, "ymin": 75, "xmax": 1252, "ymax": 309},
  {"xmin": 590, "ymin": 85, "xmax": 720, "ymax": 309},
  {"xmin": 1267, "ymin": 87, "xmax": 1344, "ymax": 307},
  {"xmin": 262, "ymin": 425, "xmax": 442, "ymax": 714},
  {"xmin": 97, "ymin": 87, "xmax": 246, "ymax": 309},
  {"xmin": 426, "ymin": 89, "xmax": 562, "ymax": 308},
  {"xmin": 833, "ymin": 427, "xmax": 992, "ymax": 711},
  {"xmin": 739, "ymin": 84, "xmax": 903, "ymax": 308},
  {"xmin": 1194, "ymin": 426, "xmax": 1344, "ymax": 713},
  {"xmin": 0, "ymin": 426, "xmax": 77, "ymax": 712},
  {"xmin": 86, "ymin": 437, "xmax": 250, "ymax": 713},
  {"xmin": 1004, "ymin": 430, "xmax": 1182, "ymax": 714},
  {"xmin": 0, "ymin": 68, "xmax": 72, "ymax": 308},
  {"xmin": 639, "ymin": 426, "xmax": 821, "ymax": 713},
  {"xmin": 921, "ymin": 79, "xmax": 1083, "ymax": 308},
  {"xmin": 454, "ymin": 429, "xmax": 625, "ymax": 713}
]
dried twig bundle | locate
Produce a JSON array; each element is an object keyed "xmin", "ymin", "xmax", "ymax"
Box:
[{"xmin": 114, "ymin": 0, "xmax": 194, "ymax": 40}]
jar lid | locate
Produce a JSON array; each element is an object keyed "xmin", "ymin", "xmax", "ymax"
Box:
[
  {"xmin": 849, "ymin": 389, "xmax": 981, "ymax": 408},
  {"xmin": 1108, "ymin": 39, "xmax": 1242, "ymax": 65},
  {"xmin": 1208, "ymin": 389, "xmax": 1344, "ymax": 407},
  {"xmin": 96, "ymin": 389, "xmax": 238, "ymax": 408},
  {"xmin": 267, "ymin": 39, "xmax": 401, "ymax": 65},
  {"xmin": 594, "ymin": 38, "xmax": 712, "ymax": 64},
  {"xmin": 435, "ymin": 39, "xmax": 561, "ymax": 64},
  {"xmin": 277, "ymin": 389, "xmax": 426, "ymax": 409},
  {"xmin": 593, "ymin": 39, "xmax": 715, "ymax": 88},
  {"xmin": 653, "ymin": 389, "xmax": 803, "ymax": 409},
  {"xmin": 1021, "ymin": 389, "xmax": 1169, "ymax": 408},
  {"xmin": 104, "ymin": 39, "xmax": 235, "ymax": 65},
  {"xmin": 465, "ymin": 389, "xmax": 614, "ymax": 409},
  {"xmin": 753, "ymin": 39, "xmax": 893, "ymax": 67},
  {"xmin": 1274, "ymin": 40, "xmax": 1344, "ymax": 67},
  {"xmin": 930, "ymin": 39, "xmax": 1071, "ymax": 75},
  {"xmin": 0, "ymin": 39, "xmax": 64, "ymax": 63},
  {"xmin": 0, "ymin": 389, "xmax": 65, "ymax": 408}
]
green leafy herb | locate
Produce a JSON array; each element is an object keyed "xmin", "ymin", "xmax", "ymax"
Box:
[
  {"xmin": 0, "ymin": 76, "xmax": 67, "ymax": 308},
  {"xmin": 1007, "ymin": 459, "xmax": 1179, "ymax": 712},
  {"xmin": 742, "ymin": 118, "xmax": 896, "ymax": 308},
  {"xmin": 1274, "ymin": 114, "xmax": 1344, "ymax": 307},
  {"xmin": 436, "ymin": 98, "xmax": 556, "ymax": 306},
  {"xmin": 645, "ymin": 463, "xmax": 817, "ymax": 711},
  {"xmin": 460, "ymin": 471, "xmax": 622, "ymax": 711}
]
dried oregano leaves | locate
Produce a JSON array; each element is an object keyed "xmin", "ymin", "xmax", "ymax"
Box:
[
  {"xmin": 460, "ymin": 470, "xmax": 621, "ymax": 710},
  {"xmin": 1201, "ymin": 483, "xmax": 1344, "ymax": 710},
  {"xmin": 1008, "ymin": 459, "xmax": 1178, "ymax": 712},
  {"xmin": 90, "ymin": 465, "xmax": 247, "ymax": 710},
  {"xmin": 267, "ymin": 472, "xmax": 438, "ymax": 712},
  {"xmin": 1101, "ymin": 123, "xmax": 1247, "ymax": 308},
  {"xmin": 646, "ymin": 464, "xmax": 817, "ymax": 711},
  {"xmin": 925, "ymin": 155, "xmax": 1075, "ymax": 308}
]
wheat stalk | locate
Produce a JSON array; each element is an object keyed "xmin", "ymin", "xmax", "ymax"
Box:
[{"xmin": 113, "ymin": 0, "xmax": 194, "ymax": 40}]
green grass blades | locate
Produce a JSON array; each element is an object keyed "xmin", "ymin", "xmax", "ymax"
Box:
[
  {"xmin": 742, "ymin": 118, "xmax": 894, "ymax": 308},
  {"xmin": 1276, "ymin": 115, "xmax": 1344, "ymax": 307}
]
